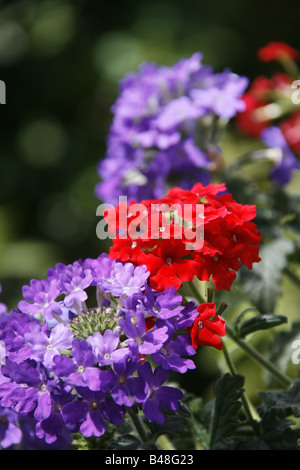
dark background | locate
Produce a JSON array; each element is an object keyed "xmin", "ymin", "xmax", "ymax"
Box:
[{"xmin": 0, "ymin": 0, "xmax": 299, "ymax": 309}]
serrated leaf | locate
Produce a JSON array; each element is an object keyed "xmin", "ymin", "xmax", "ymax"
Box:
[
  {"xmin": 258, "ymin": 379, "xmax": 300, "ymax": 418},
  {"xmin": 241, "ymin": 237, "xmax": 294, "ymax": 313},
  {"xmin": 238, "ymin": 313, "xmax": 288, "ymax": 338},
  {"xmin": 229, "ymin": 413, "xmax": 300, "ymax": 450},
  {"xmin": 209, "ymin": 373, "xmax": 244, "ymax": 449},
  {"xmin": 252, "ymin": 380, "xmax": 300, "ymax": 450}
]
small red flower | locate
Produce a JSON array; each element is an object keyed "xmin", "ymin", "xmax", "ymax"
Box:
[
  {"xmin": 257, "ymin": 42, "xmax": 300, "ymax": 62},
  {"xmin": 108, "ymin": 236, "xmax": 146, "ymax": 263},
  {"xmin": 188, "ymin": 303, "xmax": 226, "ymax": 350},
  {"xmin": 192, "ymin": 244, "xmax": 241, "ymax": 291},
  {"xmin": 137, "ymin": 239, "xmax": 196, "ymax": 291}
]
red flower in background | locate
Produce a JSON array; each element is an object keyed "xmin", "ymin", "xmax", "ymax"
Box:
[
  {"xmin": 187, "ymin": 303, "xmax": 226, "ymax": 351},
  {"xmin": 257, "ymin": 42, "xmax": 300, "ymax": 62},
  {"xmin": 280, "ymin": 111, "xmax": 300, "ymax": 157},
  {"xmin": 236, "ymin": 42, "xmax": 300, "ymax": 142},
  {"xmin": 236, "ymin": 74, "xmax": 294, "ymax": 139}
]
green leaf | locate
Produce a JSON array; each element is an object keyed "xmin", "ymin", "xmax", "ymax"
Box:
[
  {"xmin": 212, "ymin": 379, "xmax": 300, "ymax": 450},
  {"xmin": 209, "ymin": 373, "xmax": 244, "ymax": 449},
  {"xmin": 251, "ymin": 380, "xmax": 300, "ymax": 450},
  {"xmin": 241, "ymin": 237, "xmax": 294, "ymax": 313},
  {"xmin": 238, "ymin": 313, "xmax": 288, "ymax": 338},
  {"xmin": 230, "ymin": 413, "xmax": 300, "ymax": 450},
  {"xmin": 258, "ymin": 379, "xmax": 300, "ymax": 418}
]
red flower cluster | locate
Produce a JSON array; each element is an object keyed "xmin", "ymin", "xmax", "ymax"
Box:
[
  {"xmin": 104, "ymin": 182, "xmax": 261, "ymax": 292},
  {"xmin": 236, "ymin": 42, "xmax": 300, "ymax": 148},
  {"xmin": 257, "ymin": 41, "xmax": 300, "ymax": 63},
  {"xmin": 187, "ymin": 303, "xmax": 226, "ymax": 351},
  {"xmin": 236, "ymin": 73, "xmax": 294, "ymax": 138}
]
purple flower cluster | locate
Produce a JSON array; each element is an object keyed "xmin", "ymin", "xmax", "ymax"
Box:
[
  {"xmin": 96, "ymin": 52, "xmax": 249, "ymax": 204},
  {"xmin": 0, "ymin": 254, "xmax": 198, "ymax": 448}
]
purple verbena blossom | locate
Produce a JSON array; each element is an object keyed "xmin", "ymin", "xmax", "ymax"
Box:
[
  {"xmin": 138, "ymin": 362, "xmax": 183, "ymax": 424},
  {"xmin": 24, "ymin": 323, "xmax": 73, "ymax": 368},
  {"xmin": 119, "ymin": 307, "xmax": 169, "ymax": 355},
  {"xmin": 96, "ymin": 53, "xmax": 248, "ymax": 204},
  {"xmin": 61, "ymin": 387, "xmax": 124, "ymax": 438},
  {"xmin": 0, "ymin": 252, "xmax": 198, "ymax": 448},
  {"xmin": 18, "ymin": 279, "xmax": 63, "ymax": 320}
]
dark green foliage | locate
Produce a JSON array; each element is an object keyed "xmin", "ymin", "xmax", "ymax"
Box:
[
  {"xmin": 237, "ymin": 313, "xmax": 288, "ymax": 338},
  {"xmin": 240, "ymin": 238, "xmax": 294, "ymax": 313},
  {"xmin": 208, "ymin": 373, "xmax": 244, "ymax": 449}
]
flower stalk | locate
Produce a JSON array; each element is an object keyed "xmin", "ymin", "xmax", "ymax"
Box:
[{"xmin": 225, "ymin": 324, "xmax": 292, "ymax": 388}]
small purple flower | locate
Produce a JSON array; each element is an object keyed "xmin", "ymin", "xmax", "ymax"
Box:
[
  {"xmin": 261, "ymin": 126, "xmax": 300, "ymax": 185},
  {"xmin": 0, "ymin": 311, "xmax": 41, "ymax": 364},
  {"xmin": 156, "ymin": 300, "xmax": 198, "ymax": 334},
  {"xmin": 87, "ymin": 253, "xmax": 115, "ymax": 282},
  {"xmin": 47, "ymin": 262, "xmax": 67, "ymax": 282},
  {"xmin": 60, "ymin": 261, "xmax": 93, "ymax": 308},
  {"xmin": 18, "ymin": 279, "xmax": 63, "ymax": 320},
  {"xmin": 88, "ymin": 330, "xmax": 126, "ymax": 366},
  {"xmin": 138, "ymin": 362, "xmax": 183, "ymax": 424},
  {"xmin": 191, "ymin": 72, "xmax": 248, "ymax": 119},
  {"xmin": 24, "ymin": 323, "xmax": 73, "ymax": 368},
  {"xmin": 153, "ymin": 96, "xmax": 203, "ymax": 132},
  {"xmin": 142, "ymin": 285, "xmax": 185, "ymax": 321},
  {"xmin": 95, "ymin": 261, "xmax": 149, "ymax": 297},
  {"xmin": 35, "ymin": 388, "xmax": 74, "ymax": 445},
  {"xmin": 119, "ymin": 308, "xmax": 169, "ymax": 355},
  {"xmin": 151, "ymin": 334, "xmax": 196, "ymax": 373},
  {"xmin": 0, "ymin": 360, "xmax": 54, "ymax": 421},
  {"xmin": 62, "ymin": 387, "xmax": 124, "ymax": 438},
  {"xmin": 53, "ymin": 339, "xmax": 97, "ymax": 388},
  {"xmin": 110, "ymin": 356, "xmax": 146, "ymax": 407}
]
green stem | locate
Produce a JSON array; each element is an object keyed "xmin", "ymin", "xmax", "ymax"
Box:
[
  {"xmin": 284, "ymin": 267, "xmax": 300, "ymax": 288},
  {"xmin": 222, "ymin": 340, "xmax": 260, "ymax": 434},
  {"xmin": 226, "ymin": 324, "xmax": 292, "ymax": 388},
  {"xmin": 126, "ymin": 407, "xmax": 149, "ymax": 444},
  {"xmin": 156, "ymin": 435, "xmax": 176, "ymax": 450},
  {"xmin": 189, "ymin": 280, "xmax": 206, "ymax": 304}
]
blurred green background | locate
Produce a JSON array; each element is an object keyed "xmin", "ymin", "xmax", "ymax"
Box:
[{"xmin": 0, "ymin": 0, "xmax": 299, "ymax": 317}]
